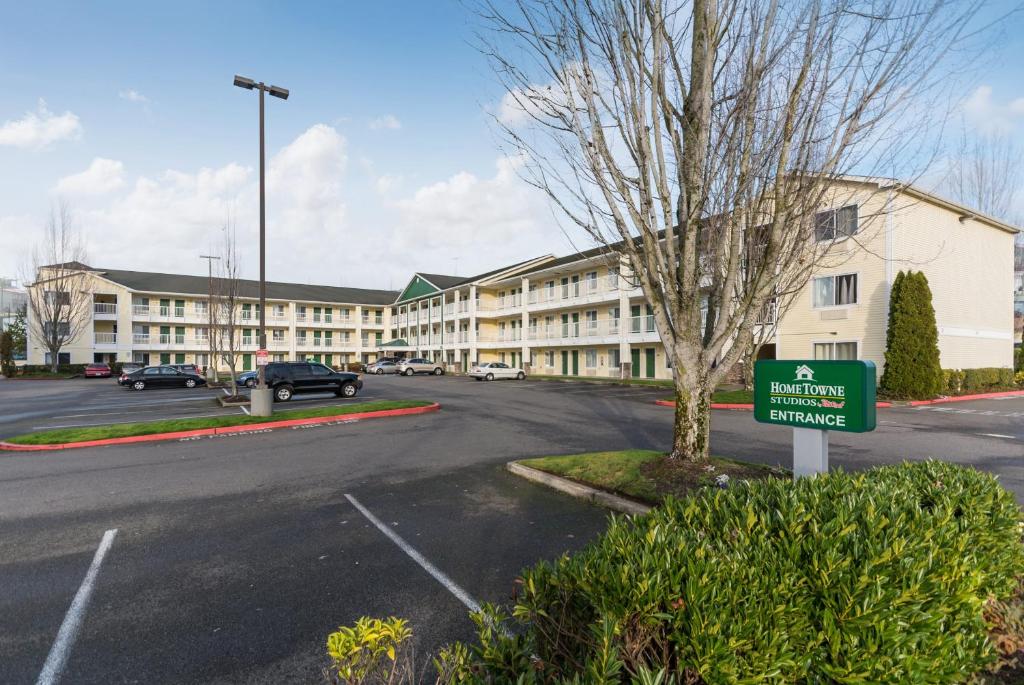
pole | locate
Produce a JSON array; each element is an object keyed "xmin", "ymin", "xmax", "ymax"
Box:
[{"xmin": 258, "ymin": 83, "xmax": 267, "ymax": 389}]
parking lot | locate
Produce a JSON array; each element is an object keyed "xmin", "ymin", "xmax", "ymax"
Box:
[{"xmin": 0, "ymin": 374, "xmax": 1022, "ymax": 683}]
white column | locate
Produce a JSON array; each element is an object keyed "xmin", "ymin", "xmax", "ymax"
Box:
[
  {"xmin": 520, "ymin": 277, "xmax": 530, "ymax": 369},
  {"xmin": 617, "ymin": 258, "xmax": 631, "ymax": 378},
  {"xmin": 468, "ymin": 285, "xmax": 478, "ymax": 365},
  {"xmin": 354, "ymin": 305, "xmax": 363, "ymax": 361}
]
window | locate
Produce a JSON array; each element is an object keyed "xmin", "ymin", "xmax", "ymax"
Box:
[
  {"xmin": 273, "ymin": 330, "xmax": 285, "ymax": 342},
  {"xmin": 609, "ymin": 349, "xmax": 620, "ymax": 368},
  {"xmin": 585, "ymin": 349, "xmax": 597, "ymax": 368},
  {"xmin": 311, "ymin": 364, "xmax": 332, "ymax": 376},
  {"xmin": 144, "ymin": 367, "xmax": 162, "ymax": 376},
  {"xmin": 814, "ymin": 341, "xmax": 858, "ymax": 360},
  {"xmin": 545, "ymin": 351, "xmax": 555, "ymax": 367},
  {"xmin": 812, "ymin": 273, "xmax": 858, "ymax": 307},
  {"xmin": 45, "ymin": 352, "xmax": 71, "ymax": 365},
  {"xmin": 815, "ymin": 205, "xmax": 858, "ymax": 242}
]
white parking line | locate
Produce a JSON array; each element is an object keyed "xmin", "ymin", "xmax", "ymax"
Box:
[
  {"xmin": 979, "ymin": 433, "xmax": 1016, "ymax": 440},
  {"xmin": 36, "ymin": 529, "xmax": 118, "ymax": 685},
  {"xmin": 344, "ymin": 494, "xmax": 481, "ymax": 613},
  {"xmin": 240, "ymin": 406, "xmax": 250, "ymax": 415}
]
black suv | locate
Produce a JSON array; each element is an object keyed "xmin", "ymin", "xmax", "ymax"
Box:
[{"xmin": 264, "ymin": 362, "xmax": 363, "ymax": 402}]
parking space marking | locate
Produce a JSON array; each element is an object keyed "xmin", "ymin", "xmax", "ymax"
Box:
[
  {"xmin": 240, "ymin": 406, "xmax": 250, "ymax": 415},
  {"xmin": 36, "ymin": 529, "xmax": 118, "ymax": 685},
  {"xmin": 979, "ymin": 433, "xmax": 1016, "ymax": 440},
  {"xmin": 344, "ymin": 494, "xmax": 481, "ymax": 613}
]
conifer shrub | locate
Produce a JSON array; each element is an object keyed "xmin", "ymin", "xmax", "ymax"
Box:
[
  {"xmin": 437, "ymin": 462, "xmax": 1024, "ymax": 684},
  {"xmin": 880, "ymin": 271, "xmax": 943, "ymax": 399}
]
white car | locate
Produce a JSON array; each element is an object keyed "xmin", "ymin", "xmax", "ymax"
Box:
[{"xmin": 469, "ymin": 362, "xmax": 526, "ymax": 381}]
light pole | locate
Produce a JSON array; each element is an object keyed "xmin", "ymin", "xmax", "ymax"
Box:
[
  {"xmin": 234, "ymin": 75, "xmax": 288, "ymax": 416},
  {"xmin": 199, "ymin": 255, "xmax": 220, "ymax": 380}
]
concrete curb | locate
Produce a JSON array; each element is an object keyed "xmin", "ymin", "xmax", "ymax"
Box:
[
  {"xmin": 654, "ymin": 400, "xmax": 895, "ymax": 410},
  {"xmin": 506, "ymin": 461, "xmax": 652, "ymax": 515},
  {"xmin": 906, "ymin": 390, "xmax": 1024, "ymax": 406},
  {"xmin": 0, "ymin": 403, "xmax": 441, "ymax": 452}
]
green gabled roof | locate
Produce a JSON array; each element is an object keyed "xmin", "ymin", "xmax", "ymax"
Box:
[
  {"xmin": 396, "ymin": 274, "xmax": 441, "ymax": 303},
  {"xmin": 378, "ymin": 338, "xmax": 409, "ymax": 348}
]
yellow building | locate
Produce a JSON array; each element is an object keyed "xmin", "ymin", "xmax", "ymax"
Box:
[{"xmin": 27, "ymin": 180, "xmax": 1018, "ymax": 378}]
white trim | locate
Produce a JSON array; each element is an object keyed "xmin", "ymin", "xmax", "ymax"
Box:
[{"xmin": 937, "ymin": 326, "xmax": 1013, "ymax": 341}]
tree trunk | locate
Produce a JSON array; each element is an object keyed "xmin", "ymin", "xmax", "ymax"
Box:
[{"xmin": 670, "ymin": 372, "xmax": 713, "ymax": 463}]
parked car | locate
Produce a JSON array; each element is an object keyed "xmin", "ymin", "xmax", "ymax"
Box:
[
  {"xmin": 165, "ymin": 363, "xmax": 202, "ymax": 376},
  {"xmin": 84, "ymin": 363, "xmax": 112, "ymax": 378},
  {"xmin": 119, "ymin": 362, "xmax": 143, "ymax": 375},
  {"xmin": 396, "ymin": 358, "xmax": 445, "ymax": 376},
  {"xmin": 121, "ymin": 365, "xmax": 207, "ymax": 390},
  {"xmin": 365, "ymin": 360, "xmax": 400, "ymax": 375},
  {"xmin": 237, "ymin": 370, "xmax": 259, "ymax": 388},
  {"xmin": 263, "ymin": 361, "xmax": 362, "ymax": 402},
  {"xmin": 469, "ymin": 362, "xmax": 526, "ymax": 381}
]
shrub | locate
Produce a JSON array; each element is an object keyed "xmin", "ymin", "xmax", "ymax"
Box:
[
  {"xmin": 441, "ymin": 462, "xmax": 1024, "ymax": 684},
  {"xmin": 962, "ymin": 367, "xmax": 1015, "ymax": 393},
  {"xmin": 944, "ymin": 368, "xmax": 965, "ymax": 394},
  {"xmin": 326, "ymin": 617, "xmax": 413, "ymax": 684},
  {"xmin": 347, "ymin": 362, "xmax": 366, "ymax": 373},
  {"xmin": 1016, "ymin": 370, "xmax": 1024, "ymax": 388},
  {"xmin": 881, "ymin": 271, "xmax": 944, "ymax": 398},
  {"xmin": 0, "ymin": 331, "xmax": 14, "ymax": 377}
]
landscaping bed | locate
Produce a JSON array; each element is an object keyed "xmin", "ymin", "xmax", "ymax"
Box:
[
  {"xmin": 3, "ymin": 399, "xmax": 434, "ymax": 445},
  {"xmin": 519, "ymin": 449, "xmax": 785, "ymax": 505},
  {"xmin": 430, "ymin": 461, "xmax": 1024, "ymax": 683}
]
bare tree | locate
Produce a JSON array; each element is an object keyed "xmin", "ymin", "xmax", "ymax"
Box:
[
  {"xmin": 22, "ymin": 202, "xmax": 92, "ymax": 372},
  {"xmin": 946, "ymin": 130, "xmax": 1024, "ymax": 225},
  {"xmin": 479, "ymin": 0, "xmax": 998, "ymax": 462},
  {"xmin": 213, "ymin": 223, "xmax": 243, "ymax": 398}
]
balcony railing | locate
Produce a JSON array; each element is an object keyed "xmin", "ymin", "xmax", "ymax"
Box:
[
  {"xmin": 174, "ymin": 307, "xmax": 185, "ymax": 318},
  {"xmin": 526, "ymin": 318, "xmax": 625, "ymax": 341},
  {"xmin": 133, "ymin": 334, "xmax": 149, "ymax": 345},
  {"xmin": 133, "ymin": 305, "xmax": 151, "ymax": 317},
  {"xmin": 296, "ymin": 314, "xmax": 307, "ymax": 322},
  {"xmin": 629, "ymin": 315, "xmax": 657, "ymax": 334},
  {"xmin": 755, "ymin": 300, "xmax": 778, "ymax": 326},
  {"xmin": 94, "ymin": 332, "xmax": 117, "ymax": 345},
  {"xmin": 93, "ymin": 303, "xmax": 117, "ymax": 315}
]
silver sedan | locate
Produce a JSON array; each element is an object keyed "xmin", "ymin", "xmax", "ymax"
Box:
[
  {"xmin": 469, "ymin": 362, "xmax": 526, "ymax": 381},
  {"xmin": 366, "ymin": 360, "xmax": 400, "ymax": 375}
]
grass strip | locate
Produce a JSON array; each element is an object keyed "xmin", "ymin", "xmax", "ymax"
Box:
[
  {"xmin": 519, "ymin": 450, "xmax": 784, "ymax": 504},
  {"xmin": 658, "ymin": 389, "xmax": 755, "ymax": 405},
  {"xmin": 7, "ymin": 399, "xmax": 433, "ymax": 445}
]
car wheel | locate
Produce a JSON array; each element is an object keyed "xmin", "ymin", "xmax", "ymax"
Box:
[
  {"xmin": 339, "ymin": 382, "xmax": 358, "ymax": 398},
  {"xmin": 516, "ymin": 371, "xmax": 525, "ymax": 380},
  {"xmin": 132, "ymin": 380, "xmax": 146, "ymax": 391},
  {"xmin": 375, "ymin": 368, "xmax": 384, "ymax": 375},
  {"xmin": 433, "ymin": 367, "xmax": 443, "ymax": 376},
  {"xmin": 185, "ymin": 378, "xmax": 197, "ymax": 388},
  {"xmin": 486, "ymin": 373, "xmax": 494, "ymax": 381},
  {"xmin": 246, "ymin": 378, "xmax": 256, "ymax": 388},
  {"xmin": 404, "ymin": 368, "xmax": 414, "ymax": 376},
  {"xmin": 274, "ymin": 384, "xmax": 293, "ymax": 402}
]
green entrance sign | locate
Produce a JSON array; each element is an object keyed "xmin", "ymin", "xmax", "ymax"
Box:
[{"xmin": 754, "ymin": 360, "xmax": 877, "ymax": 433}]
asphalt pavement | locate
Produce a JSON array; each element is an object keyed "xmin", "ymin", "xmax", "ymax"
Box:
[{"xmin": 0, "ymin": 374, "xmax": 1021, "ymax": 683}]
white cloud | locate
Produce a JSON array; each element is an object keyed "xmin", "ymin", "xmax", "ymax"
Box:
[
  {"xmin": 394, "ymin": 155, "xmax": 554, "ymax": 256},
  {"xmin": 374, "ymin": 174, "xmax": 402, "ymax": 195},
  {"xmin": 118, "ymin": 89, "xmax": 149, "ymax": 104},
  {"xmin": 369, "ymin": 114, "xmax": 402, "ymax": 130},
  {"xmin": 54, "ymin": 158, "xmax": 125, "ymax": 196},
  {"xmin": 0, "ymin": 99, "xmax": 82, "ymax": 148},
  {"xmin": 963, "ymin": 86, "xmax": 1024, "ymax": 133}
]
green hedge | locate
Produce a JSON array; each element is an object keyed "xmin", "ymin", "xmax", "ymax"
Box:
[
  {"xmin": 440, "ymin": 461, "xmax": 1024, "ymax": 683},
  {"xmin": 944, "ymin": 368, "xmax": 1016, "ymax": 395}
]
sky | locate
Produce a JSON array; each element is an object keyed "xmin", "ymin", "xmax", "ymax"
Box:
[{"xmin": 1, "ymin": 1, "xmax": 1022, "ymax": 292}]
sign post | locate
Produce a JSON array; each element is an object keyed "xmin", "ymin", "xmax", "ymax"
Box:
[{"xmin": 754, "ymin": 360, "xmax": 876, "ymax": 479}]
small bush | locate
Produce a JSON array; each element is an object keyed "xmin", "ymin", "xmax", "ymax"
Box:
[
  {"xmin": 441, "ymin": 461, "xmax": 1024, "ymax": 684},
  {"xmin": 326, "ymin": 617, "xmax": 413, "ymax": 684},
  {"xmin": 1016, "ymin": 370, "xmax": 1024, "ymax": 387}
]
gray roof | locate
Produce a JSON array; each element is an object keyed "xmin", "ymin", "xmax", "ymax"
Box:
[
  {"xmin": 416, "ymin": 257, "xmax": 554, "ymax": 292},
  {"xmin": 93, "ymin": 268, "xmax": 400, "ymax": 305}
]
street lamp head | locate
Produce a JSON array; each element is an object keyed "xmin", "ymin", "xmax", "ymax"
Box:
[
  {"xmin": 268, "ymin": 85, "xmax": 289, "ymax": 100},
  {"xmin": 233, "ymin": 75, "xmax": 256, "ymax": 90}
]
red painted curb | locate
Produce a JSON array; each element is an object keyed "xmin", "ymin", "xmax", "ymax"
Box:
[
  {"xmin": 655, "ymin": 400, "xmax": 894, "ymax": 410},
  {"xmin": 906, "ymin": 390, "xmax": 1024, "ymax": 406},
  {"xmin": 0, "ymin": 403, "xmax": 441, "ymax": 452}
]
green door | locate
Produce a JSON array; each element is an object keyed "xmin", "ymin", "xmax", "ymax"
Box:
[
  {"xmin": 561, "ymin": 350, "xmax": 569, "ymax": 375},
  {"xmin": 174, "ymin": 353, "xmax": 185, "ymax": 364},
  {"xmin": 631, "ymin": 348, "xmax": 640, "ymax": 378},
  {"xmin": 243, "ymin": 354, "xmax": 252, "ymax": 371},
  {"xmin": 571, "ymin": 350, "xmax": 579, "ymax": 375},
  {"xmin": 645, "ymin": 348, "xmax": 656, "ymax": 379},
  {"xmin": 160, "ymin": 353, "xmax": 170, "ymax": 365}
]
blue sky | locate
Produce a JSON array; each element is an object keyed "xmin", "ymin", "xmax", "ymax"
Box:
[{"xmin": 1, "ymin": 1, "xmax": 1022, "ymax": 290}]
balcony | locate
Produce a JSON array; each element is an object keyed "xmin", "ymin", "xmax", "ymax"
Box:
[
  {"xmin": 132, "ymin": 304, "xmax": 152, "ymax": 318},
  {"xmin": 628, "ymin": 315, "xmax": 657, "ymax": 334},
  {"xmin": 93, "ymin": 302, "xmax": 117, "ymax": 318},
  {"xmin": 296, "ymin": 313, "xmax": 308, "ymax": 323},
  {"xmin": 526, "ymin": 318, "xmax": 624, "ymax": 343},
  {"xmin": 94, "ymin": 332, "xmax": 117, "ymax": 346}
]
